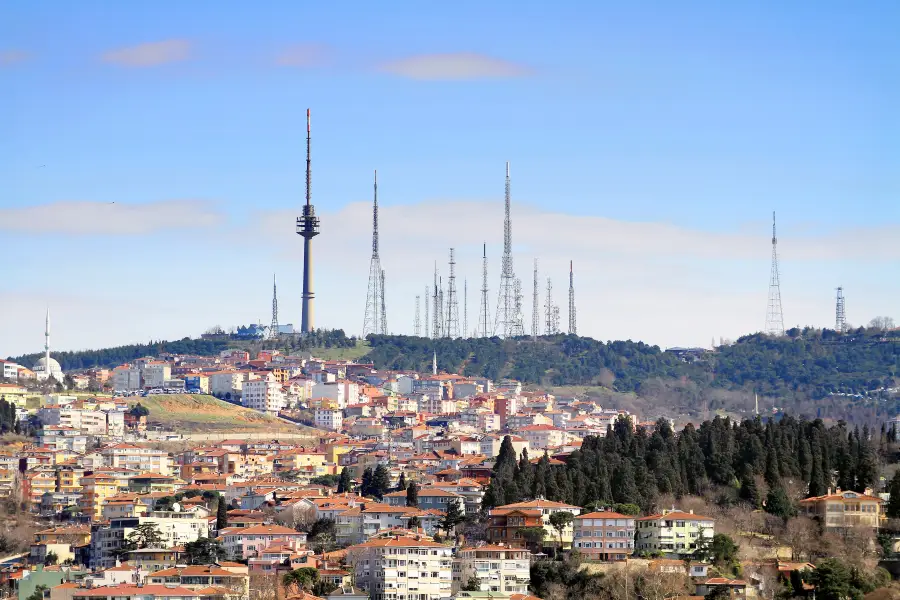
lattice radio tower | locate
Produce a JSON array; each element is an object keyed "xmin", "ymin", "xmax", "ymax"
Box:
[
  {"xmin": 479, "ymin": 243, "xmax": 491, "ymax": 337},
  {"xmin": 545, "ymin": 277, "xmax": 560, "ymax": 335},
  {"xmin": 531, "ymin": 259, "xmax": 540, "ymax": 339},
  {"xmin": 432, "ymin": 264, "xmax": 441, "ymax": 338},
  {"xmin": 835, "ymin": 287, "xmax": 847, "ymax": 333},
  {"xmin": 269, "ymin": 273, "xmax": 279, "ymax": 339},
  {"xmin": 363, "ymin": 170, "xmax": 384, "ymax": 336},
  {"xmin": 764, "ymin": 211, "xmax": 785, "ymax": 336},
  {"xmin": 414, "ymin": 295, "xmax": 421, "ymax": 336},
  {"xmin": 380, "ymin": 269, "xmax": 387, "ymax": 334},
  {"xmin": 446, "ymin": 248, "xmax": 460, "ymax": 338},
  {"xmin": 463, "ymin": 280, "xmax": 468, "ymax": 339},
  {"xmin": 568, "ymin": 260, "xmax": 577, "ymax": 335},
  {"xmin": 424, "ymin": 285, "xmax": 430, "ymax": 339},
  {"xmin": 494, "ymin": 162, "xmax": 518, "ymax": 337}
]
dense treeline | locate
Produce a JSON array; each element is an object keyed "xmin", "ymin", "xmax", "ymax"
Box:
[
  {"xmin": 481, "ymin": 415, "xmax": 880, "ymax": 514},
  {"xmin": 9, "ymin": 338, "xmax": 231, "ymax": 371},
  {"xmin": 365, "ymin": 328, "xmax": 899, "ymax": 399}
]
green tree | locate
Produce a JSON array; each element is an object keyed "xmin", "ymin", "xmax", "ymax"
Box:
[
  {"xmin": 705, "ymin": 534, "xmax": 739, "ymax": 571},
  {"xmin": 406, "ymin": 482, "xmax": 419, "ymax": 507},
  {"xmin": 337, "ymin": 467, "xmax": 352, "ymax": 494},
  {"xmin": 372, "ymin": 464, "xmax": 391, "ymax": 500},
  {"xmin": 282, "ymin": 568, "xmax": 319, "ymax": 594},
  {"xmin": 765, "ymin": 486, "xmax": 797, "ymax": 521},
  {"xmin": 44, "ymin": 551, "xmax": 58, "ymax": 566},
  {"xmin": 310, "ymin": 474, "xmax": 340, "ymax": 487},
  {"xmin": 612, "ymin": 503, "xmax": 641, "ymax": 516},
  {"xmin": 129, "ymin": 403, "xmax": 150, "ymax": 418},
  {"xmin": 360, "ymin": 467, "xmax": 374, "ymax": 497},
  {"xmin": 462, "ymin": 576, "xmax": 482, "ymax": 591},
  {"xmin": 184, "ymin": 537, "xmax": 227, "ymax": 564},
  {"xmin": 440, "ymin": 500, "xmax": 465, "ymax": 535},
  {"xmin": 397, "ymin": 472, "xmax": 407, "ymax": 492},
  {"xmin": 548, "ymin": 512, "xmax": 574, "ymax": 549},
  {"xmin": 26, "ymin": 585, "xmax": 48, "ymax": 600},
  {"xmin": 886, "ymin": 471, "xmax": 900, "ymax": 519},
  {"xmin": 739, "ymin": 466, "xmax": 761, "ymax": 508},
  {"xmin": 809, "ymin": 559, "xmax": 853, "ymax": 600},
  {"xmin": 119, "ymin": 523, "xmax": 165, "ymax": 556},
  {"xmin": 519, "ymin": 526, "xmax": 547, "ymax": 552},
  {"xmin": 764, "ymin": 446, "xmax": 781, "ymax": 488},
  {"xmin": 155, "ymin": 496, "xmax": 176, "ymax": 511},
  {"xmin": 216, "ymin": 497, "xmax": 228, "ymax": 530}
]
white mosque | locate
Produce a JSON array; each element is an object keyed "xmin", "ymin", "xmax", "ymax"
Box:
[{"xmin": 33, "ymin": 308, "xmax": 64, "ymax": 382}]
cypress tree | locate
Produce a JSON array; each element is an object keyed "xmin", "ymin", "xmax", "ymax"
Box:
[
  {"xmin": 494, "ymin": 436, "xmax": 518, "ymax": 480},
  {"xmin": 808, "ymin": 438, "xmax": 827, "ymax": 498},
  {"xmin": 764, "ymin": 446, "xmax": 780, "ymax": 489},
  {"xmin": 886, "ymin": 471, "xmax": 900, "ymax": 519},
  {"xmin": 406, "ymin": 482, "xmax": 419, "ymax": 507},
  {"xmin": 854, "ymin": 427, "xmax": 878, "ymax": 492},
  {"xmin": 739, "ymin": 465, "xmax": 761, "ymax": 508},
  {"xmin": 361, "ymin": 467, "xmax": 374, "ymax": 497},
  {"xmin": 216, "ymin": 497, "xmax": 228, "ymax": 530},
  {"xmin": 337, "ymin": 468, "xmax": 352, "ymax": 494},
  {"xmin": 612, "ymin": 460, "xmax": 638, "ymax": 505},
  {"xmin": 397, "ymin": 472, "xmax": 407, "ymax": 492},
  {"xmin": 372, "ymin": 464, "xmax": 391, "ymax": 499}
]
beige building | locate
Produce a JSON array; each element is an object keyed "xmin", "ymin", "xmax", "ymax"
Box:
[
  {"xmin": 452, "ymin": 544, "xmax": 530, "ymax": 595},
  {"xmin": 101, "ymin": 443, "xmax": 173, "ymax": 475},
  {"xmin": 573, "ymin": 511, "xmax": 636, "ymax": 560},
  {"xmin": 241, "ymin": 377, "xmax": 286, "ymax": 414},
  {"xmin": 799, "ymin": 488, "xmax": 884, "ymax": 529},
  {"xmin": 636, "ymin": 509, "xmax": 715, "ymax": 557},
  {"xmin": 347, "ymin": 535, "xmax": 453, "ymax": 600}
]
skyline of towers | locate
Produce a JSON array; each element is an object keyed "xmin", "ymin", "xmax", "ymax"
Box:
[
  {"xmin": 363, "ymin": 170, "xmax": 385, "ymax": 337},
  {"xmin": 764, "ymin": 211, "xmax": 785, "ymax": 336},
  {"xmin": 296, "ymin": 108, "xmax": 320, "ymax": 334}
]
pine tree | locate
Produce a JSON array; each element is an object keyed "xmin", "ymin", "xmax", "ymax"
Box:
[
  {"xmin": 372, "ymin": 464, "xmax": 391, "ymax": 500},
  {"xmin": 440, "ymin": 499, "xmax": 465, "ymax": 535},
  {"xmin": 764, "ymin": 446, "xmax": 781, "ymax": 489},
  {"xmin": 739, "ymin": 465, "xmax": 760, "ymax": 508},
  {"xmin": 337, "ymin": 468, "xmax": 352, "ymax": 494}
]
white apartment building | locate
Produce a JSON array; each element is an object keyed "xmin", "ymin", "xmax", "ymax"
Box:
[
  {"xmin": 418, "ymin": 394, "xmax": 456, "ymax": 416},
  {"xmin": 0, "ymin": 359, "xmax": 21, "ymax": 381},
  {"xmin": 315, "ymin": 407, "xmax": 343, "ymax": 431},
  {"xmin": 100, "ymin": 443, "xmax": 173, "ymax": 475},
  {"xmin": 91, "ymin": 511, "xmax": 208, "ymax": 568},
  {"xmin": 348, "ymin": 535, "xmax": 453, "ymax": 600},
  {"xmin": 39, "ymin": 426, "xmax": 87, "ymax": 453},
  {"xmin": 38, "ymin": 406, "xmax": 107, "ymax": 435},
  {"xmin": 141, "ymin": 362, "xmax": 171, "ymax": 389},
  {"xmin": 208, "ymin": 371, "xmax": 244, "ymax": 398},
  {"xmin": 112, "ymin": 366, "xmax": 142, "ymax": 391},
  {"xmin": 452, "ymin": 544, "xmax": 530, "ymax": 595},
  {"xmin": 242, "ymin": 378, "xmax": 286, "ymax": 414},
  {"xmin": 518, "ymin": 424, "xmax": 567, "ymax": 450},
  {"xmin": 311, "ymin": 380, "xmax": 357, "ymax": 408}
]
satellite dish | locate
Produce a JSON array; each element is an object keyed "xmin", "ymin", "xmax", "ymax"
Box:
[{"xmin": 172, "ymin": 502, "xmax": 182, "ymax": 512}]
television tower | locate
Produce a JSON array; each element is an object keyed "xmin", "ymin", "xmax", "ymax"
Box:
[
  {"xmin": 764, "ymin": 211, "xmax": 785, "ymax": 336},
  {"xmin": 545, "ymin": 278, "xmax": 559, "ymax": 335},
  {"xmin": 494, "ymin": 162, "xmax": 516, "ymax": 337},
  {"xmin": 511, "ymin": 278, "xmax": 525, "ymax": 337},
  {"xmin": 479, "ymin": 243, "xmax": 491, "ymax": 337},
  {"xmin": 446, "ymin": 249, "xmax": 460, "ymax": 338},
  {"xmin": 835, "ymin": 287, "xmax": 847, "ymax": 333},
  {"xmin": 432, "ymin": 265, "xmax": 441, "ymax": 339},
  {"xmin": 296, "ymin": 108, "xmax": 320, "ymax": 334},
  {"xmin": 424, "ymin": 286, "xmax": 430, "ymax": 339},
  {"xmin": 463, "ymin": 280, "xmax": 468, "ymax": 339},
  {"xmin": 568, "ymin": 260, "xmax": 577, "ymax": 335},
  {"xmin": 363, "ymin": 171, "xmax": 383, "ymax": 337},
  {"xmin": 380, "ymin": 270, "xmax": 387, "ymax": 334},
  {"xmin": 269, "ymin": 273, "xmax": 279, "ymax": 339},
  {"xmin": 414, "ymin": 295, "xmax": 421, "ymax": 336},
  {"xmin": 531, "ymin": 259, "xmax": 540, "ymax": 339}
]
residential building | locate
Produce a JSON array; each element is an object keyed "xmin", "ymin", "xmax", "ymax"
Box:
[
  {"xmin": 241, "ymin": 378, "xmax": 286, "ymax": 414},
  {"xmin": 183, "ymin": 375, "xmax": 210, "ymax": 394},
  {"xmin": 517, "ymin": 425, "xmax": 566, "ymax": 450},
  {"xmin": 146, "ymin": 565, "xmax": 249, "ymax": 598},
  {"xmin": 39, "ymin": 426, "xmax": 88, "ymax": 453},
  {"xmin": 799, "ymin": 488, "xmax": 884, "ymax": 529},
  {"xmin": 635, "ymin": 509, "xmax": 715, "ymax": 557},
  {"xmin": 142, "ymin": 363, "xmax": 172, "ymax": 389},
  {"xmin": 487, "ymin": 499, "xmax": 581, "ymax": 548},
  {"xmin": 315, "ymin": 407, "xmax": 344, "ymax": 431},
  {"xmin": 100, "ymin": 444, "xmax": 172, "ymax": 475},
  {"xmin": 347, "ymin": 535, "xmax": 453, "ymax": 600},
  {"xmin": 573, "ymin": 511, "xmax": 636, "ymax": 560},
  {"xmin": 452, "ymin": 544, "xmax": 530, "ymax": 595},
  {"xmin": 113, "ymin": 366, "xmax": 142, "ymax": 392},
  {"xmin": 91, "ymin": 512, "xmax": 209, "ymax": 568},
  {"xmin": 209, "ymin": 371, "xmax": 244, "ymax": 399},
  {"xmin": 219, "ymin": 525, "xmax": 308, "ymax": 559},
  {"xmin": 383, "ymin": 488, "xmax": 466, "ymax": 514}
]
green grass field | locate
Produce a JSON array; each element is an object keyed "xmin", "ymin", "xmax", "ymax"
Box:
[
  {"xmin": 129, "ymin": 394, "xmax": 301, "ymax": 433},
  {"xmin": 304, "ymin": 340, "xmax": 371, "ymax": 361}
]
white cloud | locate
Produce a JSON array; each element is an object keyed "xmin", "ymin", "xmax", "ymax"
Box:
[
  {"xmin": 377, "ymin": 52, "xmax": 532, "ymax": 80},
  {"xmin": 101, "ymin": 40, "xmax": 191, "ymax": 67},
  {"xmin": 1, "ymin": 199, "xmax": 223, "ymax": 235},
  {"xmin": 0, "ymin": 50, "xmax": 29, "ymax": 66},
  {"xmin": 275, "ymin": 44, "xmax": 329, "ymax": 67}
]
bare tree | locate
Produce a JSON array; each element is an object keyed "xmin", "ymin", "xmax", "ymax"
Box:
[
  {"xmin": 249, "ymin": 573, "xmax": 279, "ymax": 600},
  {"xmin": 869, "ymin": 316, "xmax": 896, "ymax": 331}
]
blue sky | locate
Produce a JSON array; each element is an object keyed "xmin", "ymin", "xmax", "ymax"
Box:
[{"xmin": 2, "ymin": 1, "xmax": 898, "ymax": 357}]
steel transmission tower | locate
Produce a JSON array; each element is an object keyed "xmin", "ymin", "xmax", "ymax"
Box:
[
  {"xmin": 463, "ymin": 280, "xmax": 468, "ymax": 338},
  {"xmin": 363, "ymin": 171, "xmax": 384, "ymax": 336},
  {"xmin": 494, "ymin": 162, "xmax": 519, "ymax": 337},
  {"xmin": 380, "ymin": 270, "xmax": 387, "ymax": 334},
  {"xmin": 531, "ymin": 259, "xmax": 540, "ymax": 339},
  {"xmin": 446, "ymin": 249, "xmax": 460, "ymax": 338},
  {"xmin": 835, "ymin": 287, "xmax": 846, "ymax": 333},
  {"xmin": 424, "ymin": 286, "xmax": 430, "ymax": 339},
  {"xmin": 545, "ymin": 278, "xmax": 554, "ymax": 335},
  {"xmin": 568, "ymin": 260, "xmax": 577, "ymax": 335},
  {"xmin": 414, "ymin": 295, "xmax": 421, "ymax": 336},
  {"xmin": 432, "ymin": 265, "xmax": 441, "ymax": 339},
  {"xmin": 479, "ymin": 243, "xmax": 491, "ymax": 337},
  {"xmin": 296, "ymin": 109, "xmax": 320, "ymax": 334},
  {"xmin": 269, "ymin": 273, "xmax": 279, "ymax": 339},
  {"xmin": 764, "ymin": 212, "xmax": 785, "ymax": 336}
]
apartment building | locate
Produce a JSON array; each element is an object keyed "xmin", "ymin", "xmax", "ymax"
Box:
[
  {"xmin": 208, "ymin": 371, "xmax": 244, "ymax": 399},
  {"xmin": 39, "ymin": 426, "xmax": 88, "ymax": 453},
  {"xmin": 80, "ymin": 473, "xmax": 126, "ymax": 520},
  {"xmin": 452, "ymin": 544, "xmax": 530, "ymax": 595},
  {"xmin": 573, "ymin": 511, "xmax": 636, "ymax": 560},
  {"xmin": 219, "ymin": 525, "xmax": 308, "ymax": 559},
  {"xmin": 101, "ymin": 444, "xmax": 172, "ymax": 475},
  {"xmin": 141, "ymin": 363, "xmax": 172, "ymax": 389},
  {"xmin": 487, "ymin": 499, "xmax": 581, "ymax": 548},
  {"xmin": 112, "ymin": 366, "xmax": 142, "ymax": 392},
  {"xmin": 798, "ymin": 488, "xmax": 884, "ymax": 529},
  {"xmin": 635, "ymin": 509, "xmax": 715, "ymax": 557},
  {"xmin": 241, "ymin": 378, "xmax": 286, "ymax": 414},
  {"xmin": 347, "ymin": 535, "xmax": 453, "ymax": 600},
  {"xmin": 479, "ymin": 435, "xmax": 529, "ymax": 459},
  {"xmin": 517, "ymin": 425, "xmax": 567, "ymax": 450},
  {"xmin": 383, "ymin": 488, "xmax": 466, "ymax": 514},
  {"xmin": 92, "ymin": 512, "xmax": 208, "ymax": 568},
  {"xmin": 315, "ymin": 407, "xmax": 343, "ymax": 431}
]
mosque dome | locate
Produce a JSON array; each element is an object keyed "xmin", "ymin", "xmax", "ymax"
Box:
[{"xmin": 34, "ymin": 356, "xmax": 64, "ymax": 381}]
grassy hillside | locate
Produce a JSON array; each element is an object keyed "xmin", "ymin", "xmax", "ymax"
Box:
[
  {"xmin": 304, "ymin": 340, "xmax": 371, "ymax": 361},
  {"xmin": 129, "ymin": 394, "xmax": 302, "ymax": 433}
]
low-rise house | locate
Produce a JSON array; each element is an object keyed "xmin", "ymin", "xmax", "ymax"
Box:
[
  {"xmin": 219, "ymin": 525, "xmax": 308, "ymax": 560},
  {"xmin": 798, "ymin": 488, "xmax": 883, "ymax": 530},
  {"xmin": 572, "ymin": 511, "xmax": 636, "ymax": 561},
  {"xmin": 487, "ymin": 499, "xmax": 581, "ymax": 549},
  {"xmin": 635, "ymin": 509, "xmax": 715, "ymax": 557}
]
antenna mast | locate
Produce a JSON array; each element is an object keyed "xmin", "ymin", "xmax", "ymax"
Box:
[
  {"xmin": 380, "ymin": 269, "xmax": 387, "ymax": 334},
  {"xmin": 463, "ymin": 279, "xmax": 468, "ymax": 339},
  {"xmin": 479, "ymin": 243, "xmax": 491, "ymax": 337},
  {"xmin": 432, "ymin": 265, "xmax": 440, "ymax": 339},
  {"xmin": 363, "ymin": 170, "xmax": 384, "ymax": 336},
  {"xmin": 835, "ymin": 287, "xmax": 846, "ymax": 333},
  {"xmin": 494, "ymin": 162, "xmax": 517, "ymax": 337},
  {"xmin": 414, "ymin": 295, "xmax": 421, "ymax": 336},
  {"xmin": 269, "ymin": 273, "xmax": 280, "ymax": 339},
  {"xmin": 532, "ymin": 259, "xmax": 540, "ymax": 339},
  {"xmin": 296, "ymin": 108, "xmax": 320, "ymax": 334},
  {"xmin": 446, "ymin": 248, "xmax": 459, "ymax": 338},
  {"xmin": 764, "ymin": 211, "xmax": 785, "ymax": 336},
  {"xmin": 568, "ymin": 260, "xmax": 577, "ymax": 335},
  {"xmin": 545, "ymin": 278, "xmax": 559, "ymax": 335},
  {"xmin": 424, "ymin": 285, "xmax": 430, "ymax": 339}
]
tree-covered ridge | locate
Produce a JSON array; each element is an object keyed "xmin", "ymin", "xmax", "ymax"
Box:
[
  {"xmin": 9, "ymin": 338, "xmax": 232, "ymax": 371},
  {"xmin": 482, "ymin": 415, "xmax": 880, "ymax": 515}
]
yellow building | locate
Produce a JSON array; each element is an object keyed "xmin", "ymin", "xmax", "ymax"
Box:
[
  {"xmin": 31, "ymin": 525, "xmax": 91, "ymax": 564},
  {"xmin": 799, "ymin": 488, "xmax": 884, "ymax": 529},
  {"xmin": 80, "ymin": 473, "xmax": 124, "ymax": 520},
  {"xmin": 0, "ymin": 383, "xmax": 30, "ymax": 406},
  {"xmin": 56, "ymin": 465, "xmax": 85, "ymax": 494},
  {"xmin": 324, "ymin": 440, "xmax": 356, "ymax": 465},
  {"xmin": 636, "ymin": 509, "xmax": 715, "ymax": 557}
]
